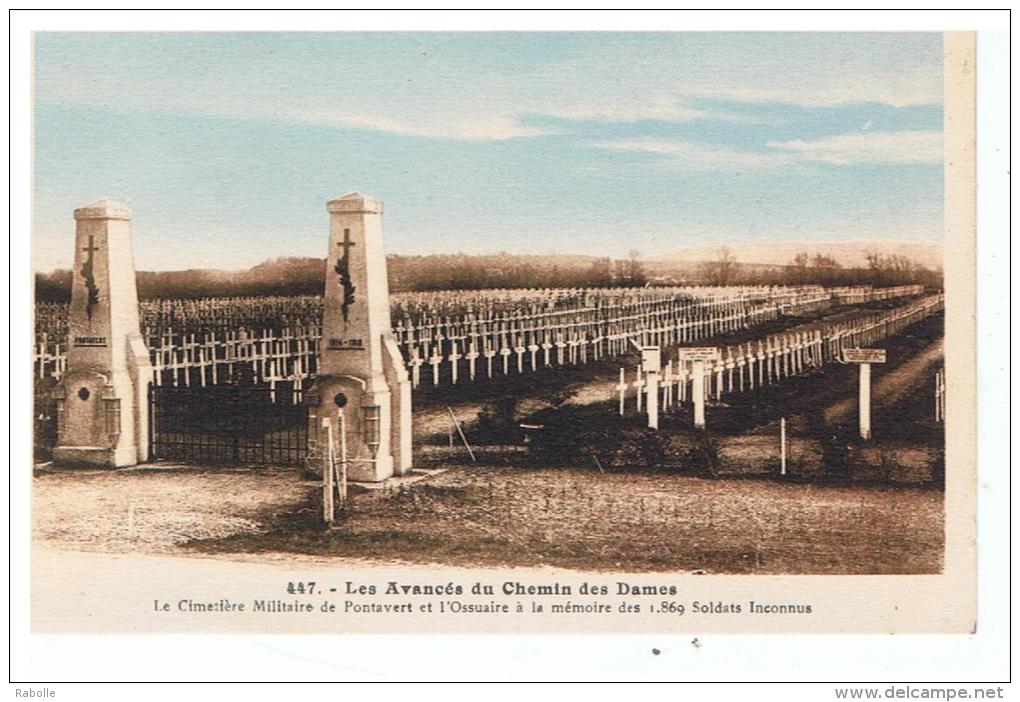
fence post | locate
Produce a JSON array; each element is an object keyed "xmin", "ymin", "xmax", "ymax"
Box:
[
  {"xmin": 322, "ymin": 418, "xmax": 335, "ymax": 524},
  {"xmin": 859, "ymin": 363, "xmax": 872, "ymax": 441},
  {"xmin": 147, "ymin": 384, "xmax": 156, "ymax": 461},
  {"xmin": 692, "ymin": 360, "xmax": 706, "ymax": 429},
  {"xmin": 780, "ymin": 417, "xmax": 787, "ymax": 476}
]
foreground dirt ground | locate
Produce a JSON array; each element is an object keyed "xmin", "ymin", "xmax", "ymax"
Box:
[{"xmin": 33, "ymin": 463, "xmax": 943, "ymax": 574}]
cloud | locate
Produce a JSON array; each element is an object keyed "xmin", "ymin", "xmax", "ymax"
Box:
[
  {"xmin": 34, "ymin": 33, "xmax": 943, "ymax": 142},
  {"xmin": 592, "ymin": 130, "xmax": 943, "ymax": 171},
  {"xmin": 276, "ymin": 108, "xmax": 554, "ymax": 141},
  {"xmin": 590, "ymin": 139, "xmax": 792, "ymax": 171},
  {"xmin": 767, "ymin": 130, "xmax": 943, "ymax": 165}
]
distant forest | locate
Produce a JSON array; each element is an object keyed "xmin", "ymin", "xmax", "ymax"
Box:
[{"xmin": 34, "ymin": 250, "xmax": 942, "ymax": 302}]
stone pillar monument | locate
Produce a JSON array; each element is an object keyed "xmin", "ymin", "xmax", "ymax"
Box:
[
  {"xmin": 52, "ymin": 199, "xmax": 152, "ymax": 467},
  {"xmin": 307, "ymin": 192, "xmax": 412, "ymax": 481}
]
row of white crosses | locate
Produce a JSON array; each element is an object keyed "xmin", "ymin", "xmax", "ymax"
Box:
[
  {"xmin": 33, "ymin": 333, "xmax": 67, "ymax": 380},
  {"xmin": 33, "ymin": 285, "xmax": 929, "ymax": 390},
  {"xmin": 828, "ymin": 284, "xmax": 924, "ymax": 306},
  {"xmin": 621, "ymin": 293, "xmax": 945, "ymax": 431},
  {"xmin": 147, "ymin": 326, "xmax": 320, "ymax": 396},
  {"xmin": 398, "ymin": 286, "xmax": 847, "ymax": 388}
]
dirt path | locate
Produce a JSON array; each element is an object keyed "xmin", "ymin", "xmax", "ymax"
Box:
[
  {"xmin": 824, "ymin": 338, "xmax": 944, "ymax": 424},
  {"xmin": 31, "ymin": 464, "xmax": 943, "ymax": 586}
]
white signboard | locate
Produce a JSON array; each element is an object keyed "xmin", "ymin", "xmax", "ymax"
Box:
[
  {"xmin": 640, "ymin": 346, "xmax": 661, "ymax": 369},
  {"xmin": 677, "ymin": 347, "xmax": 721, "ymax": 362},
  {"xmin": 843, "ymin": 348, "xmax": 887, "ymax": 364}
]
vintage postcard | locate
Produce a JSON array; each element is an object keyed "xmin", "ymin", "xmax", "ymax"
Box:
[{"xmin": 22, "ymin": 25, "xmax": 980, "ymax": 651}]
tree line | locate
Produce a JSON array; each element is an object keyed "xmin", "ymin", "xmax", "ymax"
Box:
[
  {"xmin": 33, "ymin": 253, "xmax": 648, "ymax": 302},
  {"xmin": 692, "ymin": 246, "xmax": 941, "ymax": 288},
  {"xmin": 33, "ymin": 248, "xmax": 940, "ymax": 302}
]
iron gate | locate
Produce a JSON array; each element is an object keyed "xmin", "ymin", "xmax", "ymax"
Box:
[{"xmin": 149, "ymin": 384, "xmax": 308, "ymax": 465}]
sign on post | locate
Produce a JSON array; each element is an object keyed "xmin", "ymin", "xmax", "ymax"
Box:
[
  {"xmin": 677, "ymin": 347, "xmax": 721, "ymax": 362},
  {"xmin": 640, "ymin": 346, "xmax": 661, "ymax": 429},
  {"xmin": 678, "ymin": 348, "xmax": 719, "ymax": 429},
  {"xmin": 641, "ymin": 346, "xmax": 661, "ymax": 369},
  {"xmin": 842, "ymin": 348, "xmax": 887, "ymax": 364},
  {"xmin": 842, "ymin": 348, "xmax": 887, "ymax": 440}
]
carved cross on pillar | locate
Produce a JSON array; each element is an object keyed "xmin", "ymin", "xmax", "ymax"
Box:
[
  {"xmin": 335, "ymin": 228, "xmax": 357, "ymax": 326},
  {"xmin": 80, "ymin": 234, "xmax": 101, "ymax": 323}
]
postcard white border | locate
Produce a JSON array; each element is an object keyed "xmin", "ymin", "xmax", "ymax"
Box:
[{"xmin": 8, "ymin": 10, "xmax": 1010, "ymax": 685}]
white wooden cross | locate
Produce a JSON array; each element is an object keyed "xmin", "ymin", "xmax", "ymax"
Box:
[
  {"xmin": 465, "ymin": 343, "xmax": 479, "ymax": 381},
  {"xmin": 514, "ymin": 342, "xmax": 526, "ymax": 374},
  {"xmin": 725, "ymin": 350, "xmax": 736, "ymax": 393},
  {"xmin": 409, "ymin": 346, "xmax": 424, "ymax": 388},
  {"xmin": 484, "ymin": 346, "xmax": 496, "ymax": 378},
  {"xmin": 632, "ymin": 365, "xmax": 646, "ymax": 413},
  {"xmin": 568, "ymin": 335, "xmax": 581, "ymax": 365},
  {"xmin": 429, "ymin": 346, "xmax": 443, "ymax": 386},
  {"xmin": 500, "ymin": 344, "xmax": 512, "ymax": 375},
  {"xmin": 448, "ymin": 342, "xmax": 463, "ymax": 384},
  {"xmin": 616, "ymin": 368, "xmax": 628, "ymax": 416},
  {"xmin": 663, "ymin": 361, "xmax": 674, "ymax": 408}
]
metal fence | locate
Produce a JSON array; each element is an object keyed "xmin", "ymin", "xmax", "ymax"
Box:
[{"xmin": 149, "ymin": 383, "xmax": 308, "ymax": 466}]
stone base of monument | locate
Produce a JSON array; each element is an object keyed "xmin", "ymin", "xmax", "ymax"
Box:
[
  {"xmin": 347, "ymin": 468, "xmax": 447, "ymax": 494},
  {"xmin": 306, "ymin": 368, "xmax": 409, "ymax": 483},
  {"xmin": 52, "ymin": 445, "xmax": 141, "ymax": 468},
  {"xmin": 51, "ymin": 362, "xmax": 151, "ymax": 470}
]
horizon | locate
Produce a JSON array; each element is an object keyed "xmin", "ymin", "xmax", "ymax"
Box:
[
  {"xmin": 33, "ymin": 32, "xmax": 945, "ymax": 272},
  {"xmin": 33, "ymin": 237, "xmax": 945, "ymax": 276}
]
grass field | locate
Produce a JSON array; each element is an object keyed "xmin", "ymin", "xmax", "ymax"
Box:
[{"xmin": 33, "ymin": 463, "xmax": 943, "ymax": 575}]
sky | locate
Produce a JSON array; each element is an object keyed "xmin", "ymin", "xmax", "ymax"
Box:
[{"xmin": 32, "ymin": 32, "xmax": 944, "ymax": 271}]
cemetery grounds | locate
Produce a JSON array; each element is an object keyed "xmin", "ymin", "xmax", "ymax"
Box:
[{"xmin": 32, "ymin": 288, "xmax": 945, "ymax": 575}]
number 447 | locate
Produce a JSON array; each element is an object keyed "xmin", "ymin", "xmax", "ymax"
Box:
[{"xmin": 287, "ymin": 581, "xmax": 316, "ymax": 595}]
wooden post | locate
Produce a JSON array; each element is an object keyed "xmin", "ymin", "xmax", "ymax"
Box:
[
  {"xmin": 337, "ymin": 409, "xmax": 348, "ymax": 508},
  {"xmin": 646, "ymin": 368, "xmax": 659, "ymax": 430},
  {"xmin": 859, "ymin": 362, "xmax": 872, "ymax": 440},
  {"xmin": 447, "ymin": 407, "xmax": 476, "ymax": 462},
  {"xmin": 842, "ymin": 346, "xmax": 886, "ymax": 441},
  {"xmin": 935, "ymin": 369, "xmax": 946, "ymax": 423},
  {"xmin": 780, "ymin": 417, "xmax": 787, "ymax": 476},
  {"xmin": 692, "ymin": 360, "xmax": 706, "ymax": 429},
  {"xmin": 322, "ymin": 418, "xmax": 334, "ymax": 524}
]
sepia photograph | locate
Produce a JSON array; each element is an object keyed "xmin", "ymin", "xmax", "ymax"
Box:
[{"xmin": 11, "ymin": 9, "xmax": 1007, "ymax": 688}]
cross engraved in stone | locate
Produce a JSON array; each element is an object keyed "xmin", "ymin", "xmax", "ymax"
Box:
[
  {"xmin": 335, "ymin": 227, "xmax": 357, "ymax": 326},
  {"xmin": 80, "ymin": 235, "xmax": 101, "ymax": 324}
]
